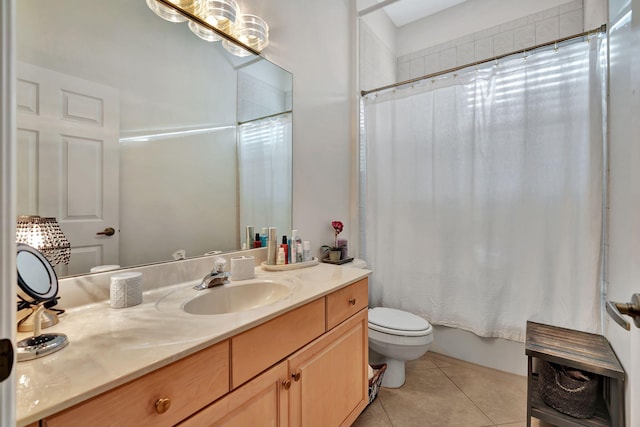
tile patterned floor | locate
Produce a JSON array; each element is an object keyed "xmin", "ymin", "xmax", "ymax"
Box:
[{"xmin": 353, "ymin": 353, "xmax": 555, "ymax": 427}]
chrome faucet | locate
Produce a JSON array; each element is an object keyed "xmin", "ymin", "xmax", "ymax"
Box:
[{"xmin": 194, "ymin": 257, "xmax": 231, "ymax": 290}]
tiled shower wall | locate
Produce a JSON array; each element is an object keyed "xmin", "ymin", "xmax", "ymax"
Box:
[
  {"xmin": 237, "ymin": 72, "xmax": 292, "ymax": 123},
  {"xmin": 359, "ymin": 0, "xmax": 586, "ymax": 91},
  {"xmin": 397, "ymin": 0, "xmax": 584, "ymax": 82}
]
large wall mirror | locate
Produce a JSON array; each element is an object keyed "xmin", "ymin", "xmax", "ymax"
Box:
[{"xmin": 16, "ymin": 0, "xmax": 292, "ymax": 277}]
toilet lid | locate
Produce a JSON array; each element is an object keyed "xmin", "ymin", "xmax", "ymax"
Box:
[{"xmin": 368, "ymin": 307, "xmax": 431, "ymax": 336}]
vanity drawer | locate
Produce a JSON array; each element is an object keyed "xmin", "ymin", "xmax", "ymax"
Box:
[
  {"xmin": 326, "ymin": 278, "xmax": 369, "ymax": 330},
  {"xmin": 43, "ymin": 340, "xmax": 230, "ymax": 427},
  {"xmin": 231, "ymin": 298, "xmax": 325, "ymax": 388}
]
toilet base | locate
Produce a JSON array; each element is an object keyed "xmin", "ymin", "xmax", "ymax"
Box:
[{"xmin": 380, "ymin": 358, "xmax": 406, "ymax": 388}]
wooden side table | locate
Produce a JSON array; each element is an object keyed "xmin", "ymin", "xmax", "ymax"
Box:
[{"xmin": 526, "ymin": 321, "xmax": 625, "ymax": 427}]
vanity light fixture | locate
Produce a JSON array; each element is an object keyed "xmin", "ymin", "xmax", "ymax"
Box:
[
  {"xmin": 146, "ymin": 0, "xmax": 269, "ymax": 56},
  {"xmin": 222, "ymin": 14, "xmax": 269, "ymax": 57},
  {"xmin": 16, "ymin": 216, "xmax": 71, "ymax": 266},
  {"xmin": 146, "ymin": 0, "xmax": 201, "ymax": 23},
  {"xmin": 188, "ymin": 0, "xmax": 239, "ymax": 42}
]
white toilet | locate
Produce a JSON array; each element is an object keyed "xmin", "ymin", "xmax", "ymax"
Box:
[
  {"xmin": 368, "ymin": 307, "xmax": 433, "ymax": 388},
  {"xmin": 342, "ymin": 259, "xmax": 434, "ymax": 389}
]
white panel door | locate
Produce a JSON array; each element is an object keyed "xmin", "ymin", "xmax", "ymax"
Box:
[{"xmin": 16, "ymin": 62, "xmax": 120, "ymax": 275}]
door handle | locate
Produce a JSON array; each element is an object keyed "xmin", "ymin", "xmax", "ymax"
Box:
[
  {"xmin": 96, "ymin": 227, "xmax": 116, "ymax": 236},
  {"xmin": 606, "ymin": 293, "xmax": 640, "ymax": 330}
]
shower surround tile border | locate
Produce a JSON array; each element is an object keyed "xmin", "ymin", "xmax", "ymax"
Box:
[{"xmin": 397, "ymin": 1, "xmax": 585, "ymax": 82}]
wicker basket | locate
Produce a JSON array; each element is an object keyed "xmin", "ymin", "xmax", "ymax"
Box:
[
  {"xmin": 368, "ymin": 364, "xmax": 387, "ymax": 405},
  {"xmin": 538, "ymin": 360, "xmax": 599, "ymax": 419}
]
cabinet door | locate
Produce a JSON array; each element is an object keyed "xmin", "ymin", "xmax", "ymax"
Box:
[
  {"xmin": 288, "ymin": 309, "xmax": 368, "ymax": 427},
  {"xmin": 180, "ymin": 360, "xmax": 289, "ymax": 427}
]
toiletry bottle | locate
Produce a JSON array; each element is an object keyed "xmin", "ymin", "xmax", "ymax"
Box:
[
  {"xmin": 246, "ymin": 225, "xmax": 254, "ymax": 249},
  {"xmin": 267, "ymin": 227, "xmax": 278, "ymax": 265},
  {"xmin": 253, "ymin": 233, "xmax": 262, "ymax": 248},
  {"xmin": 290, "ymin": 230, "xmax": 299, "ymax": 264},
  {"xmin": 277, "ymin": 247, "xmax": 286, "ymax": 265},
  {"xmin": 260, "ymin": 227, "xmax": 268, "ymax": 248},
  {"xmin": 303, "ymin": 241, "xmax": 311, "ymax": 262},
  {"xmin": 281, "ymin": 236, "xmax": 288, "ymax": 264},
  {"xmin": 292, "ymin": 230, "xmax": 303, "ymax": 263}
]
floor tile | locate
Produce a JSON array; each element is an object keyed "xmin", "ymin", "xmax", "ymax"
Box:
[
  {"xmin": 351, "ymin": 399, "xmax": 393, "ymax": 427},
  {"xmin": 440, "ymin": 364, "xmax": 527, "ymax": 424},
  {"xmin": 355, "ymin": 352, "xmax": 539, "ymax": 427},
  {"xmin": 378, "ymin": 367, "xmax": 494, "ymax": 427}
]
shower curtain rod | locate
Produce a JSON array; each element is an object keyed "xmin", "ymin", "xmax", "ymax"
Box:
[
  {"xmin": 361, "ymin": 24, "xmax": 607, "ymax": 97},
  {"xmin": 237, "ymin": 110, "xmax": 292, "ymax": 126}
]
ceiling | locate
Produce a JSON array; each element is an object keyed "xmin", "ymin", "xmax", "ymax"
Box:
[{"xmin": 378, "ymin": 0, "xmax": 469, "ymax": 27}]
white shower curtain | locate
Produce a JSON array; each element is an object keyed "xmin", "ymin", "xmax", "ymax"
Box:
[{"xmin": 362, "ymin": 37, "xmax": 605, "ymax": 341}]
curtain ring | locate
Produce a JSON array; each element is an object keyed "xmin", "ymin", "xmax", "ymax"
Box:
[{"xmin": 554, "ymin": 41, "xmax": 558, "ymax": 52}]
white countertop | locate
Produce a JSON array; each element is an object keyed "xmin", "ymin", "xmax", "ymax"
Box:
[{"xmin": 16, "ymin": 263, "xmax": 370, "ymax": 426}]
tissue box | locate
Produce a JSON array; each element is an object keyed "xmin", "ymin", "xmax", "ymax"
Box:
[
  {"xmin": 230, "ymin": 256, "xmax": 255, "ymax": 281},
  {"xmin": 110, "ymin": 272, "xmax": 143, "ymax": 308}
]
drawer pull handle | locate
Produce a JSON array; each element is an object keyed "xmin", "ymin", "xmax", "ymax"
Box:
[
  {"xmin": 349, "ymin": 298, "xmax": 356, "ymax": 305},
  {"xmin": 155, "ymin": 398, "xmax": 171, "ymax": 414},
  {"xmin": 292, "ymin": 371, "xmax": 301, "ymax": 381},
  {"xmin": 282, "ymin": 379, "xmax": 291, "ymax": 390}
]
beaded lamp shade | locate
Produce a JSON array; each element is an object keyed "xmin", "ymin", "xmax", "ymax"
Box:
[{"xmin": 16, "ymin": 216, "xmax": 71, "ymax": 265}]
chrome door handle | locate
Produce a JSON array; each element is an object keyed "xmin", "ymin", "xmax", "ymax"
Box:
[
  {"xmin": 96, "ymin": 227, "xmax": 115, "ymax": 236},
  {"xmin": 606, "ymin": 293, "xmax": 640, "ymax": 330}
]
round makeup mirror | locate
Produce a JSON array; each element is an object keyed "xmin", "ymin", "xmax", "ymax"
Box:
[
  {"xmin": 16, "ymin": 243, "xmax": 68, "ymax": 361},
  {"xmin": 17, "ymin": 244, "xmax": 58, "ymax": 301}
]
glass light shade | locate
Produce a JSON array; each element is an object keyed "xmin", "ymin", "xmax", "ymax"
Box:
[
  {"xmin": 16, "ymin": 216, "xmax": 71, "ymax": 265},
  {"xmin": 188, "ymin": 0, "xmax": 239, "ymax": 42},
  {"xmin": 146, "ymin": 0, "xmax": 201, "ymax": 23},
  {"xmin": 223, "ymin": 14, "xmax": 269, "ymax": 57}
]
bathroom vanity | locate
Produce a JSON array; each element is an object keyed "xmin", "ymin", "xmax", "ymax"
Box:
[{"xmin": 16, "ymin": 264, "xmax": 370, "ymax": 426}]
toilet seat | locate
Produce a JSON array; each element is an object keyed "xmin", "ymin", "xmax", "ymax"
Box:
[{"xmin": 368, "ymin": 307, "xmax": 432, "ymax": 337}]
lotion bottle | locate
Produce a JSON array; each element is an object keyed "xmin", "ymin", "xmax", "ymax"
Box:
[{"xmin": 277, "ymin": 247, "xmax": 286, "ymax": 265}]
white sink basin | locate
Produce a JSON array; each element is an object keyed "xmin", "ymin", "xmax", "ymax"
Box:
[{"xmin": 183, "ymin": 281, "xmax": 292, "ymax": 315}]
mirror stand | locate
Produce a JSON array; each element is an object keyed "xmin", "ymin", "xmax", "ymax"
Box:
[
  {"xmin": 17, "ymin": 305, "xmax": 59, "ymax": 332},
  {"xmin": 17, "ymin": 303, "xmax": 68, "ymax": 361}
]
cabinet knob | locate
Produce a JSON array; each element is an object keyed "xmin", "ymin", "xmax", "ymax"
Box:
[
  {"xmin": 292, "ymin": 370, "xmax": 301, "ymax": 381},
  {"xmin": 155, "ymin": 397, "xmax": 171, "ymax": 414},
  {"xmin": 282, "ymin": 379, "xmax": 291, "ymax": 390},
  {"xmin": 349, "ymin": 298, "xmax": 356, "ymax": 305}
]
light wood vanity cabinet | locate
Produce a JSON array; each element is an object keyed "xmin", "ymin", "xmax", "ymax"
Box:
[
  {"xmin": 42, "ymin": 278, "xmax": 369, "ymax": 427},
  {"xmin": 231, "ymin": 298, "xmax": 326, "ymax": 388},
  {"xmin": 42, "ymin": 340, "xmax": 230, "ymax": 427},
  {"xmin": 289, "ymin": 308, "xmax": 368, "ymax": 427},
  {"xmin": 180, "ymin": 361, "xmax": 290, "ymax": 427}
]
